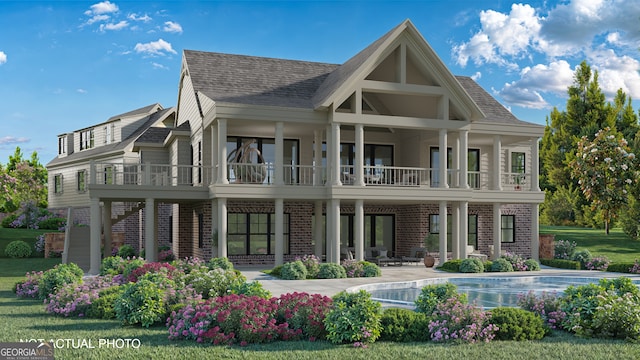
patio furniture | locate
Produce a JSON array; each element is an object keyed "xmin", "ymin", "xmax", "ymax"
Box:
[{"xmin": 402, "ymin": 247, "xmax": 427, "ymax": 265}]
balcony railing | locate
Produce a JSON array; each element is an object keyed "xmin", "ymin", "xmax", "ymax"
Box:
[{"xmin": 89, "ymin": 162, "xmax": 532, "ymax": 191}]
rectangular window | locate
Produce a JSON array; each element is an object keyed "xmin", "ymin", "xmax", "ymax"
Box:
[
  {"xmin": 105, "ymin": 123, "xmax": 114, "ymax": 144},
  {"xmin": 339, "ymin": 214, "xmax": 395, "ymax": 250},
  {"xmin": 76, "ymin": 170, "xmax": 86, "ymax": 192},
  {"xmin": 58, "ymin": 136, "xmax": 67, "ymax": 155},
  {"xmin": 227, "ymin": 137, "xmax": 300, "ymax": 184},
  {"xmin": 80, "ymin": 129, "xmax": 94, "ymax": 150},
  {"xmin": 103, "ymin": 166, "xmax": 114, "ymax": 184},
  {"xmin": 511, "ymin": 152, "xmax": 525, "ymax": 173},
  {"xmin": 431, "ymin": 147, "xmax": 480, "ymax": 187},
  {"xmin": 501, "ymin": 215, "xmax": 515, "ymax": 243},
  {"xmin": 227, "ymin": 213, "xmax": 289, "ymax": 255},
  {"xmin": 429, "ymin": 214, "xmax": 478, "ymax": 250},
  {"xmin": 54, "ymin": 174, "xmax": 63, "ymax": 194}
]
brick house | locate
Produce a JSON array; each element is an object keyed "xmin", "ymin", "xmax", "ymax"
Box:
[{"xmin": 47, "ymin": 19, "xmax": 544, "ymax": 274}]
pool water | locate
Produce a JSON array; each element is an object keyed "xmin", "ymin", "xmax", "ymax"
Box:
[{"xmin": 365, "ymin": 276, "xmax": 640, "ymax": 308}]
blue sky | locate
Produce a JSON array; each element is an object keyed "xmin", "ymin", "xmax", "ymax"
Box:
[{"xmin": 1, "ymin": 0, "xmax": 639, "ymax": 164}]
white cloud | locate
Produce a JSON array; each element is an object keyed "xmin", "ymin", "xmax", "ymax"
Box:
[
  {"xmin": 497, "ymin": 84, "xmax": 549, "ymax": 109},
  {"xmin": 0, "ymin": 51, "xmax": 6, "ymax": 65},
  {"xmin": 471, "ymin": 72, "xmax": 481, "ymax": 81},
  {"xmin": 152, "ymin": 62, "xmax": 168, "ymax": 70},
  {"xmin": 587, "ymin": 48, "xmax": 640, "ymax": 100},
  {"xmin": 128, "ymin": 13, "xmax": 151, "ymax": 22},
  {"xmin": 99, "ymin": 20, "xmax": 128, "ymax": 32},
  {"xmin": 0, "ymin": 136, "xmax": 30, "ymax": 146},
  {"xmin": 134, "ymin": 39, "xmax": 176, "ymax": 56},
  {"xmin": 85, "ymin": 14, "xmax": 110, "ymax": 25},
  {"xmin": 86, "ymin": 1, "xmax": 118, "ymax": 16},
  {"xmin": 496, "ymin": 61, "xmax": 574, "ymax": 109},
  {"xmin": 163, "ymin": 21, "xmax": 183, "ymax": 34},
  {"xmin": 77, "ymin": 88, "xmax": 88, "ymax": 94}
]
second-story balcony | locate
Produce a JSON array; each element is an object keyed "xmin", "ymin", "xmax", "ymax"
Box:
[{"xmin": 90, "ymin": 161, "xmax": 533, "ymax": 191}]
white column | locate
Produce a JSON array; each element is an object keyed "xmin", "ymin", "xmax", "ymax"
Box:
[
  {"xmin": 89, "ymin": 198, "xmax": 101, "ymax": 275},
  {"xmin": 493, "ymin": 203, "xmax": 502, "ymax": 260},
  {"xmin": 145, "ymin": 198, "xmax": 156, "ymax": 262},
  {"xmin": 531, "ymin": 203, "xmax": 540, "ymax": 260},
  {"xmin": 355, "ymin": 124, "xmax": 365, "ymax": 186},
  {"xmin": 325, "ymin": 125, "xmax": 332, "ymax": 186},
  {"xmin": 451, "ymin": 202, "xmax": 460, "ymax": 259},
  {"xmin": 217, "ymin": 119, "xmax": 228, "ymax": 184},
  {"xmin": 452, "ymin": 133, "xmax": 460, "ymax": 188},
  {"xmin": 313, "ymin": 130, "xmax": 323, "ymax": 186},
  {"xmin": 331, "ymin": 123, "xmax": 342, "ymax": 186},
  {"xmin": 103, "ymin": 200, "xmax": 112, "ymax": 258},
  {"xmin": 314, "ymin": 201, "xmax": 324, "ymax": 258},
  {"xmin": 329, "ymin": 199, "xmax": 341, "ymax": 263},
  {"xmin": 211, "ymin": 122, "xmax": 218, "ymax": 184},
  {"xmin": 354, "ymin": 199, "xmax": 364, "ymax": 261},
  {"xmin": 211, "ymin": 199, "xmax": 219, "ymax": 258},
  {"xmin": 460, "ymin": 129, "xmax": 469, "ymax": 189},
  {"xmin": 439, "ymin": 200, "xmax": 448, "ymax": 263},
  {"xmin": 218, "ymin": 198, "xmax": 228, "ymax": 258},
  {"xmin": 274, "ymin": 198, "xmax": 284, "ymax": 266},
  {"xmin": 460, "ymin": 201, "xmax": 469, "ymax": 256},
  {"xmin": 493, "ymin": 135, "xmax": 502, "ymax": 191},
  {"xmin": 531, "ymin": 138, "xmax": 540, "ymax": 191},
  {"xmin": 275, "ymin": 122, "xmax": 284, "ymax": 185},
  {"xmin": 439, "ymin": 129, "xmax": 448, "ymax": 188}
]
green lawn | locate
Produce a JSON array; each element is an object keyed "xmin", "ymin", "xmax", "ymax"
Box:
[
  {"xmin": 0, "ymin": 227, "xmax": 55, "ymax": 258},
  {"xmin": 540, "ymin": 225, "xmax": 640, "ymax": 263},
  {"xmin": 2, "ymin": 260, "xmax": 640, "ymax": 358}
]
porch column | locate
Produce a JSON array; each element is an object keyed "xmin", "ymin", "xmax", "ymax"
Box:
[
  {"xmin": 439, "ymin": 129, "xmax": 448, "ymax": 188},
  {"xmin": 103, "ymin": 200, "xmax": 112, "ymax": 258},
  {"xmin": 331, "ymin": 123, "xmax": 342, "ymax": 186},
  {"xmin": 313, "ymin": 130, "xmax": 323, "ymax": 186},
  {"xmin": 493, "ymin": 135, "xmax": 502, "ymax": 191},
  {"xmin": 89, "ymin": 197, "xmax": 101, "ymax": 275},
  {"xmin": 218, "ymin": 198, "xmax": 228, "ymax": 258},
  {"xmin": 211, "ymin": 199, "xmax": 219, "ymax": 258},
  {"xmin": 531, "ymin": 203, "xmax": 540, "ymax": 260},
  {"xmin": 211, "ymin": 121, "xmax": 218, "ymax": 184},
  {"xmin": 145, "ymin": 198, "xmax": 156, "ymax": 262},
  {"xmin": 275, "ymin": 198, "xmax": 284, "ymax": 265},
  {"xmin": 314, "ymin": 201, "xmax": 324, "ymax": 258},
  {"xmin": 492, "ymin": 203, "xmax": 502, "ymax": 260},
  {"xmin": 531, "ymin": 138, "xmax": 540, "ymax": 191},
  {"xmin": 439, "ymin": 200, "xmax": 448, "ymax": 263},
  {"xmin": 452, "ymin": 133, "xmax": 460, "ymax": 188},
  {"xmin": 451, "ymin": 202, "xmax": 460, "ymax": 259},
  {"xmin": 460, "ymin": 129, "xmax": 469, "ymax": 188},
  {"xmin": 275, "ymin": 122, "xmax": 284, "ymax": 185},
  {"xmin": 355, "ymin": 124, "xmax": 365, "ymax": 186},
  {"xmin": 460, "ymin": 201, "xmax": 469, "ymax": 256},
  {"xmin": 354, "ymin": 199, "xmax": 364, "ymax": 261},
  {"xmin": 217, "ymin": 119, "xmax": 228, "ymax": 184},
  {"xmin": 328, "ymin": 199, "xmax": 340, "ymax": 263}
]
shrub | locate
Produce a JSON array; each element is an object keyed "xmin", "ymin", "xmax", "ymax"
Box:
[
  {"xmin": 275, "ymin": 292, "xmax": 333, "ymax": 340},
  {"xmin": 585, "ymin": 256, "xmax": 610, "ymax": 271},
  {"xmin": 38, "ymin": 263, "xmax": 84, "ymax": 300},
  {"xmin": 459, "ymin": 258, "xmax": 484, "ymax": 273},
  {"xmin": 606, "ymin": 262, "xmax": 637, "ymax": 274},
  {"xmin": 317, "ymin": 263, "xmax": 346, "ymax": 279},
  {"xmin": 489, "ymin": 307, "xmax": 546, "ymax": 341},
  {"xmin": 34, "ymin": 235, "xmax": 45, "ymax": 253},
  {"xmin": 630, "ymin": 260, "xmax": 640, "ymax": 274},
  {"xmin": 324, "ymin": 290, "xmax": 382, "ymax": 346},
  {"xmin": 428, "ymin": 297, "xmax": 498, "ymax": 343},
  {"xmin": 171, "ymin": 257, "xmax": 207, "ymax": 274},
  {"xmin": 269, "ymin": 265, "xmax": 283, "ymax": 278},
  {"xmin": 182, "ymin": 267, "xmax": 245, "ymax": 299},
  {"xmin": 361, "ymin": 261, "xmax": 381, "ymax": 277},
  {"xmin": 540, "ymin": 258, "xmax": 581, "ymax": 270},
  {"xmin": 37, "ymin": 216, "xmax": 66, "ymax": 230},
  {"xmin": 439, "ymin": 259, "xmax": 462, "ymax": 272},
  {"xmin": 295, "ymin": 254, "xmax": 320, "ymax": 278},
  {"xmin": 208, "ymin": 257, "xmax": 234, "ymax": 271},
  {"xmin": 14, "ymin": 271, "xmax": 44, "ymax": 299},
  {"xmin": 590, "ymin": 292, "xmax": 640, "ymax": 341},
  {"xmin": 483, "ymin": 260, "xmax": 493, "ymax": 271},
  {"xmin": 127, "ymin": 262, "xmax": 178, "ymax": 283},
  {"xmin": 121, "ymin": 257, "xmax": 146, "ymax": 278},
  {"xmin": 45, "ymin": 275, "xmax": 120, "ymax": 317},
  {"xmin": 554, "ymin": 239, "xmax": 576, "ymax": 260},
  {"xmin": 100, "ymin": 256, "xmax": 126, "ymax": 276},
  {"xmin": 524, "ymin": 259, "xmax": 541, "ymax": 271},
  {"xmin": 117, "ymin": 245, "xmax": 136, "ymax": 258},
  {"xmin": 379, "ymin": 308, "xmax": 430, "ymax": 342},
  {"xmin": 280, "ymin": 260, "xmax": 308, "ymax": 280},
  {"xmin": 501, "ymin": 252, "xmax": 528, "ymax": 271},
  {"xmin": 229, "ymin": 281, "xmax": 272, "ymax": 299},
  {"xmin": 517, "ymin": 291, "xmax": 566, "ymax": 330},
  {"xmin": 5, "ymin": 240, "xmax": 32, "ymax": 258},
  {"xmin": 572, "ymin": 249, "xmax": 593, "ymax": 268},
  {"xmin": 342, "ymin": 259, "xmax": 364, "ymax": 278},
  {"xmin": 86, "ymin": 285, "xmax": 125, "ymax": 319},
  {"xmin": 158, "ymin": 249, "xmax": 175, "ymax": 262},
  {"xmin": 114, "ymin": 275, "xmax": 172, "ymax": 327},
  {"xmin": 1, "ymin": 213, "xmax": 18, "ymax": 228},
  {"xmin": 490, "ymin": 258, "xmax": 514, "ymax": 272},
  {"xmin": 415, "ymin": 282, "xmax": 466, "ymax": 315}
]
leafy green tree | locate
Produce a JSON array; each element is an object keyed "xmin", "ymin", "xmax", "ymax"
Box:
[
  {"xmin": 570, "ymin": 128, "xmax": 637, "ymax": 234},
  {"xmin": 0, "ymin": 147, "xmax": 48, "ymax": 211}
]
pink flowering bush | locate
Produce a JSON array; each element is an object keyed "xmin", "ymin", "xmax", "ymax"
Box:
[
  {"xmin": 295, "ymin": 254, "xmax": 321, "ymax": 278},
  {"xmin": 584, "ymin": 256, "xmax": 610, "ymax": 271},
  {"xmin": 44, "ymin": 275, "xmax": 123, "ymax": 317},
  {"xmin": 14, "ymin": 271, "xmax": 44, "ymax": 299},
  {"xmin": 158, "ymin": 249, "xmax": 175, "ymax": 262},
  {"xmin": 127, "ymin": 262, "xmax": 178, "ymax": 283},
  {"xmin": 171, "ymin": 257, "xmax": 207, "ymax": 274},
  {"xmin": 275, "ymin": 292, "xmax": 333, "ymax": 340},
  {"xmin": 428, "ymin": 298, "xmax": 498, "ymax": 343},
  {"xmin": 517, "ymin": 291, "xmax": 567, "ymax": 330},
  {"xmin": 629, "ymin": 260, "xmax": 640, "ymax": 274},
  {"xmin": 554, "ymin": 239, "xmax": 577, "ymax": 260}
]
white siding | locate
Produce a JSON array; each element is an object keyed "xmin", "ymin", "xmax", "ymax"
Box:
[{"xmin": 177, "ymin": 72, "xmax": 202, "ymax": 129}]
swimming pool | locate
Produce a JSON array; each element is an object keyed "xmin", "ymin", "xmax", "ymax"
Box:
[{"xmin": 358, "ymin": 276, "xmax": 640, "ymax": 309}]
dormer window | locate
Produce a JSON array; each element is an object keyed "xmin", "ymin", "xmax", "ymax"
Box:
[
  {"xmin": 58, "ymin": 136, "xmax": 67, "ymax": 155},
  {"xmin": 80, "ymin": 129, "xmax": 94, "ymax": 150},
  {"xmin": 105, "ymin": 123, "xmax": 115, "ymax": 144}
]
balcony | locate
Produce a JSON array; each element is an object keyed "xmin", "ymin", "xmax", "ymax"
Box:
[{"xmin": 90, "ymin": 161, "xmax": 532, "ymax": 191}]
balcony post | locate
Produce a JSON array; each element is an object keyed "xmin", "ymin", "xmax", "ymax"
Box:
[
  {"xmin": 218, "ymin": 198, "xmax": 228, "ymax": 258},
  {"xmin": 327, "ymin": 199, "xmax": 340, "ymax": 263},
  {"xmin": 89, "ymin": 197, "xmax": 101, "ymax": 275},
  {"xmin": 103, "ymin": 200, "xmax": 112, "ymax": 259},
  {"xmin": 451, "ymin": 202, "xmax": 460, "ymax": 258},
  {"xmin": 439, "ymin": 129, "xmax": 448, "ymax": 188},
  {"xmin": 531, "ymin": 138, "xmax": 540, "ymax": 191},
  {"xmin": 275, "ymin": 198, "xmax": 284, "ymax": 265},
  {"xmin": 211, "ymin": 121, "xmax": 218, "ymax": 184},
  {"xmin": 331, "ymin": 123, "xmax": 342, "ymax": 186},
  {"xmin": 439, "ymin": 201, "xmax": 448, "ymax": 263},
  {"xmin": 217, "ymin": 119, "xmax": 228, "ymax": 184},
  {"xmin": 313, "ymin": 130, "xmax": 323, "ymax": 186},
  {"xmin": 531, "ymin": 203, "xmax": 539, "ymax": 260},
  {"xmin": 90, "ymin": 160, "xmax": 97, "ymax": 185},
  {"xmin": 145, "ymin": 198, "xmax": 156, "ymax": 262},
  {"xmin": 460, "ymin": 201, "xmax": 469, "ymax": 257},
  {"xmin": 354, "ymin": 199, "xmax": 364, "ymax": 260},
  {"xmin": 314, "ymin": 201, "xmax": 323, "ymax": 258},
  {"xmin": 492, "ymin": 203, "xmax": 501, "ymax": 260},
  {"xmin": 275, "ymin": 122, "xmax": 284, "ymax": 185},
  {"xmin": 460, "ymin": 129, "xmax": 469, "ymax": 189},
  {"xmin": 493, "ymin": 135, "xmax": 502, "ymax": 191},
  {"xmin": 452, "ymin": 133, "xmax": 460, "ymax": 188},
  {"xmin": 355, "ymin": 124, "xmax": 365, "ymax": 186}
]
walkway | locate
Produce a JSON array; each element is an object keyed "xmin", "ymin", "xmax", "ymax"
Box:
[{"xmin": 238, "ymin": 265, "xmax": 640, "ymax": 298}]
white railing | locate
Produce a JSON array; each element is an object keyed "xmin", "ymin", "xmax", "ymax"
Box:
[
  {"xmin": 90, "ymin": 162, "xmax": 212, "ymax": 186},
  {"xmin": 502, "ymin": 172, "xmax": 529, "ymax": 190}
]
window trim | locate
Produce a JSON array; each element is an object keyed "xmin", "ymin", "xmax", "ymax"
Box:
[
  {"xmin": 54, "ymin": 174, "xmax": 63, "ymax": 194},
  {"xmin": 501, "ymin": 215, "xmax": 516, "ymax": 243},
  {"xmin": 511, "ymin": 151, "xmax": 526, "ymax": 174},
  {"xmin": 76, "ymin": 170, "xmax": 87, "ymax": 192},
  {"xmin": 227, "ymin": 212, "xmax": 290, "ymax": 256},
  {"xmin": 429, "ymin": 213, "xmax": 478, "ymax": 249}
]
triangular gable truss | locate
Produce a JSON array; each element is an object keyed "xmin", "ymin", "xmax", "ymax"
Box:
[{"xmin": 321, "ymin": 20, "xmax": 484, "ymax": 124}]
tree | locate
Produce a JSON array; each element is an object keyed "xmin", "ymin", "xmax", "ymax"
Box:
[
  {"xmin": 0, "ymin": 147, "xmax": 48, "ymax": 211},
  {"xmin": 570, "ymin": 128, "xmax": 637, "ymax": 234}
]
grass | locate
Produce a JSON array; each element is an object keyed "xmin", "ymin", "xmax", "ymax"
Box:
[
  {"xmin": 1, "ymin": 228, "xmax": 640, "ymax": 359},
  {"xmin": 540, "ymin": 225, "xmax": 640, "ymax": 263},
  {"xmin": 0, "ymin": 227, "xmax": 55, "ymax": 258}
]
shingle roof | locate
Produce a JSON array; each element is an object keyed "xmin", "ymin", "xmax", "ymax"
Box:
[
  {"xmin": 107, "ymin": 103, "xmax": 162, "ymax": 122},
  {"xmin": 455, "ymin": 76, "xmax": 529, "ymax": 125},
  {"xmin": 134, "ymin": 127, "xmax": 171, "ymax": 145},
  {"xmin": 183, "ymin": 50, "xmax": 337, "ymax": 108}
]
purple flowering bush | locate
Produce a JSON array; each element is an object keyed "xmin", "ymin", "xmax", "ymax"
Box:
[
  {"xmin": 428, "ymin": 298, "xmax": 498, "ymax": 343},
  {"xmin": 44, "ymin": 275, "xmax": 124, "ymax": 317},
  {"xmin": 296, "ymin": 254, "xmax": 320, "ymax": 278},
  {"xmin": 517, "ymin": 291, "xmax": 567, "ymax": 330},
  {"xmin": 630, "ymin": 260, "xmax": 640, "ymax": 274},
  {"xmin": 14, "ymin": 271, "xmax": 44, "ymax": 299},
  {"xmin": 584, "ymin": 256, "xmax": 610, "ymax": 271},
  {"xmin": 554, "ymin": 239, "xmax": 577, "ymax": 260}
]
